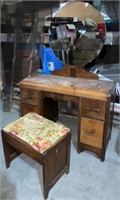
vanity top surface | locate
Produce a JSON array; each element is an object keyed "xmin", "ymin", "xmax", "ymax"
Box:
[{"xmin": 20, "ymin": 73, "xmax": 115, "ymax": 100}]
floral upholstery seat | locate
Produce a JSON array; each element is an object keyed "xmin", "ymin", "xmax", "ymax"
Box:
[{"xmin": 3, "ymin": 112, "xmax": 70, "ymax": 154}]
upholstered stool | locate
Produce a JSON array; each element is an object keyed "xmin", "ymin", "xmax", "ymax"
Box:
[{"xmin": 1, "ymin": 112, "xmax": 71, "ymax": 200}]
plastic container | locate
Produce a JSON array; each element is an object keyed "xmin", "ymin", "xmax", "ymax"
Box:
[
  {"xmin": 39, "ymin": 45, "xmax": 64, "ymax": 74},
  {"xmin": 97, "ymin": 22, "xmax": 106, "ymax": 38}
]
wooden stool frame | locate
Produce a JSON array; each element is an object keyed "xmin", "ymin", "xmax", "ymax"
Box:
[{"xmin": 2, "ymin": 129, "xmax": 71, "ymax": 200}]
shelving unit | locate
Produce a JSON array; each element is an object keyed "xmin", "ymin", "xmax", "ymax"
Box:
[
  {"xmin": 1, "ymin": 1, "xmax": 60, "ymax": 111},
  {"xmin": 1, "ymin": 13, "xmax": 40, "ymax": 110}
]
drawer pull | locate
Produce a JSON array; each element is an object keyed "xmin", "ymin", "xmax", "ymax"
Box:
[
  {"xmin": 85, "ymin": 131, "xmax": 97, "ymax": 137},
  {"xmin": 25, "ymin": 96, "xmax": 35, "ymax": 100},
  {"xmin": 86, "ymin": 107, "xmax": 100, "ymax": 113}
]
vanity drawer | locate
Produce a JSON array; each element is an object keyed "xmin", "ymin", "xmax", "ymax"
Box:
[
  {"xmin": 81, "ymin": 98, "xmax": 106, "ymax": 120},
  {"xmin": 21, "ymin": 103, "xmax": 39, "ymax": 116},
  {"xmin": 20, "ymin": 88, "xmax": 39, "ymax": 106},
  {"xmin": 80, "ymin": 117, "xmax": 104, "ymax": 148}
]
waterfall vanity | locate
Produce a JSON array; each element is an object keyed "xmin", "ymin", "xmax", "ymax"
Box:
[{"xmin": 20, "ymin": 73, "xmax": 115, "ymax": 161}]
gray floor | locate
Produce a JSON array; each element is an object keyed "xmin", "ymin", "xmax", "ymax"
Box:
[{"xmin": 0, "ymin": 99, "xmax": 120, "ymax": 200}]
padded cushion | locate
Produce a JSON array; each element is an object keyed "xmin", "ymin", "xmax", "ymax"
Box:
[{"xmin": 3, "ymin": 112, "xmax": 70, "ymax": 154}]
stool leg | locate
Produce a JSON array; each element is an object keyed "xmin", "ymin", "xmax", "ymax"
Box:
[
  {"xmin": 42, "ymin": 166, "xmax": 49, "ymax": 200},
  {"xmin": 2, "ymin": 135, "xmax": 11, "ymax": 168},
  {"xmin": 43, "ymin": 189, "xmax": 49, "ymax": 200}
]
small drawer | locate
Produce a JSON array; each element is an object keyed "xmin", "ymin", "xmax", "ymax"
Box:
[
  {"xmin": 81, "ymin": 98, "xmax": 106, "ymax": 120},
  {"xmin": 20, "ymin": 88, "xmax": 39, "ymax": 106},
  {"xmin": 21, "ymin": 103, "xmax": 39, "ymax": 116},
  {"xmin": 80, "ymin": 117, "xmax": 104, "ymax": 148}
]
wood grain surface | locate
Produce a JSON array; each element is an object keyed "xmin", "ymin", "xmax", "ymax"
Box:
[{"xmin": 20, "ymin": 73, "xmax": 115, "ymax": 100}]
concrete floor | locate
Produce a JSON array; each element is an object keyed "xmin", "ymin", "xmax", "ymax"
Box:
[{"xmin": 0, "ymin": 99, "xmax": 120, "ymax": 200}]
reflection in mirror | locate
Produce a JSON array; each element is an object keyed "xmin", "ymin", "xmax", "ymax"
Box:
[{"xmin": 49, "ymin": 1, "xmax": 106, "ymax": 66}]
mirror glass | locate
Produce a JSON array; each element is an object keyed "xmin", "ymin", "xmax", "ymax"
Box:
[{"xmin": 49, "ymin": 1, "xmax": 106, "ymax": 66}]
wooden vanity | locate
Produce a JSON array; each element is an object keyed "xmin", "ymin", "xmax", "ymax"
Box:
[{"xmin": 19, "ymin": 73, "xmax": 115, "ymax": 161}]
